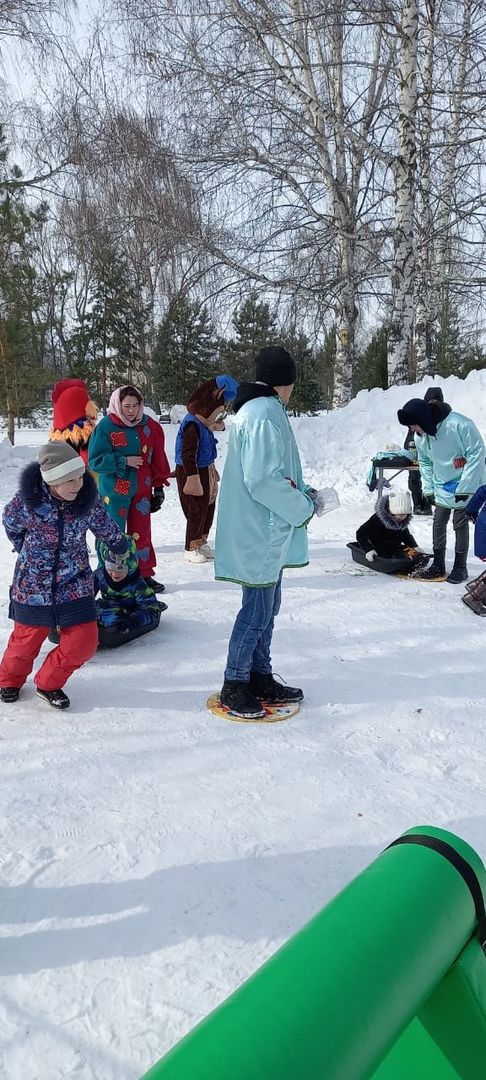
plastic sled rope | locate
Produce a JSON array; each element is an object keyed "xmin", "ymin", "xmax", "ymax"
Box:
[
  {"xmin": 207, "ymin": 693, "xmax": 299, "ymax": 723},
  {"xmin": 347, "ymin": 542, "xmax": 413, "ymax": 576}
]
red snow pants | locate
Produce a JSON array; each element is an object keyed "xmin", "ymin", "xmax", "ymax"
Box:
[
  {"xmin": 127, "ymin": 491, "xmax": 156, "ymax": 577},
  {"xmin": 0, "ymin": 621, "xmax": 99, "ymax": 691}
]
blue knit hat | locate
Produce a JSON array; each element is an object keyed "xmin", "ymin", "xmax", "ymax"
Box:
[{"xmin": 215, "ymin": 374, "xmax": 239, "ymax": 403}]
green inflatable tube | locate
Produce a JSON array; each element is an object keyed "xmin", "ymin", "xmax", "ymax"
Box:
[{"xmin": 141, "ymin": 826, "xmax": 486, "ymax": 1080}]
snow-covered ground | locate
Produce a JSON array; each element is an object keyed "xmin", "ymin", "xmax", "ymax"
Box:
[{"xmin": 2, "ymin": 373, "xmax": 486, "ymax": 1079}]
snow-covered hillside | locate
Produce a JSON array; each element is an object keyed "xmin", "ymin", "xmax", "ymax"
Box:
[{"xmin": 1, "ymin": 372, "xmax": 486, "ymax": 1080}]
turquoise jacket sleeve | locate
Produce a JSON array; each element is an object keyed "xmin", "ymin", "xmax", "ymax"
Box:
[
  {"xmin": 454, "ymin": 418, "xmax": 486, "ymax": 496},
  {"xmin": 88, "ymin": 421, "xmax": 128, "ymax": 477},
  {"xmin": 416, "ymin": 437, "xmax": 434, "ymax": 496},
  {"xmin": 240, "ymin": 419, "xmax": 314, "ymax": 527}
]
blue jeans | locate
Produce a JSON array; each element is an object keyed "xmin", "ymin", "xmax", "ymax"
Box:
[{"xmin": 224, "ymin": 574, "xmax": 282, "ymax": 682}]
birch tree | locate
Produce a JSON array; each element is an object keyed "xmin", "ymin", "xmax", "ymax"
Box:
[
  {"xmin": 118, "ymin": 0, "xmax": 396, "ymax": 406},
  {"xmin": 414, "ymin": 0, "xmax": 435, "ymax": 377},
  {"xmin": 387, "ymin": 0, "xmax": 419, "ymax": 385},
  {"xmin": 415, "ymin": 0, "xmax": 484, "ymax": 377}
]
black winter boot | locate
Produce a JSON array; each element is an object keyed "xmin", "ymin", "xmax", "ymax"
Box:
[
  {"xmin": 143, "ymin": 577, "xmax": 165, "ymax": 593},
  {"xmin": 249, "ymin": 671, "xmax": 304, "ymax": 704},
  {"xmin": 36, "ymin": 688, "xmax": 70, "ymax": 710},
  {"xmin": 447, "ymin": 555, "xmax": 469, "ymax": 584},
  {"xmin": 0, "ymin": 686, "xmax": 19, "ymax": 703},
  {"xmin": 220, "ymin": 680, "xmax": 265, "ymax": 719},
  {"xmin": 415, "ymin": 550, "xmax": 447, "ymax": 581}
]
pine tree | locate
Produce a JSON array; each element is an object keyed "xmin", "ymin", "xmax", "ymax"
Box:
[
  {"xmin": 433, "ymin": 303, "xmax": 486, "ymax": 379},
  {"xmin": 279, "ymin": 332, "xmax": 321, "ymax": 415},
  {"xmin": 0, "ymin": 131, "xmax": 52, "ymax": 442},
  {"xmin": 353, "ymin": 327, "xmax": 388, "ymax": 394},
  {"xmin": 151, "ymin": 296, "xmax": 217, "ymax": 406},
  {"xmin": 67, "ymin": 239, "xmax": 150, "ymax": 408},
  {"xmin": 221, "ymin": 294, "xmax": 277, "ymax": 383}
]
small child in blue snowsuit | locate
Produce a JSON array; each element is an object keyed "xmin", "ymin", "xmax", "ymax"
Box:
[{"xmin": 96, "ymin": 537, "xmax": 166, "ymax": 647}]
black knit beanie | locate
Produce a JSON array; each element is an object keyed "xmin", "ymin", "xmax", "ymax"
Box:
[
  {"xmin": 424, "ymin": 386, "xmax": 444, "ymax": 404},
  {"xmin": 255, "ymin": 346, "xmax": 297, "ymax": 387}
]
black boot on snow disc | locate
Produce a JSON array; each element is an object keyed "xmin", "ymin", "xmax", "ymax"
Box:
[
  {"xmin": 220, "ymin": 680, "xmax": 265, "ymax": 719},
  {"xmin": 447, "ymin": 556, "xmax": 468, "ymax": 584},
  {"xmin": 249, "ymin": 671, "xmax": 304, "ymax": 704},
  {"xmin": 415, "ymin": 550, "xmax": 446, "ymax": 581}
]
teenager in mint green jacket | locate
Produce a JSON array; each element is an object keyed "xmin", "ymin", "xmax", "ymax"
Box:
[
  {"xmin": 215, "ymin": 346, "xmax": 316, "ymax": 720},
  {"xmin": 397, "ymin": 396, "xmax": 486, "ymax": 583}
]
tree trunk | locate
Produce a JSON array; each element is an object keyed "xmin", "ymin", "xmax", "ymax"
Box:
[
  {"xmin": 0, "ymin": 322, "xmax": 15, "ymax": 445},
  {"xmin": 387, "ymin": 0, "xmax": 419, "ymax": 386},
  {"xmin": 415, "ymin": 0, "xmax": 435, "ymax": 379},
  {"xmin": 102, "ymin": 291, "xmax": 108, "ymax": 411},
  {"xmin": 434, "ymin": 0, "xmax": 472, "ymax": 324}
]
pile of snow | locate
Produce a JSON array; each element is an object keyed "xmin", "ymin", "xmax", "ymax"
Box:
[
  {"xmin": 0, "ymin": 437, "xmax": 40, "ymax": 468},
  {"xmin": 169, "ymin": 405, "xmax": 186, "ymax": 425}
]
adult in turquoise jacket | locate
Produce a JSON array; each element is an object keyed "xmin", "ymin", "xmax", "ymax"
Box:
[
  {"xmin": 215, "ymin": 346, "xmax": 315, "ymax": 720},
  {"xmin": 397, "ymin": 396, "xmax": 486, "ymax": 583}
]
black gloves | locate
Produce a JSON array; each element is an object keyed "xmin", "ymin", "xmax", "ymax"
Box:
[
  {"xmin": 455, "ymin": 494, "xmax": 469, "ymax": 503},
  {"xmin": 150, "ymin": 487, "xmax": 165, "ymax": 513}
]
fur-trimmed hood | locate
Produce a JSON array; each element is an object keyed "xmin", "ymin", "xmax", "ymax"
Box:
[
  {"xmin": 375, "ymin": 495, "xmax": 413, "ymax": 531},
  {"xmin": 19, "ymin": 461, "xmax": 98, "ymax": 514}
]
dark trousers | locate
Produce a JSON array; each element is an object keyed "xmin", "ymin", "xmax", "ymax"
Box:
[
  {"xmin": 176, "ymin": 465, "xmax": 215, "ymax": 550},
  {"xmin": 408, "ymin": 468, "xmax": 423, "ymax": 509},
  {"xmin": 433, "ymin": 506, "xmax": 469, "ymax": 559}
]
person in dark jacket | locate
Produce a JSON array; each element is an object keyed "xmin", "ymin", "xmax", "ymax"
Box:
[
  {"xmin": 0, "ymin": 442, "xmax": 129, "ymax": 709},
  {"xmin": 96, "ymin": 537, "xmax": 166, "ymax": 647},
  {"xmin": 356, "ymin": 490, "xmax": 424, "ymax": 565}
]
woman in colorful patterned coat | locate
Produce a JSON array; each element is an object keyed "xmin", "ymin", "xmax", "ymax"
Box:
[
  {"xmin": 88, "ymin": 385, "xmax": 171, "ymax": 591},
  {"xmin": 0, "ymin": 442, "xmax": 129, "ymax": 710}
]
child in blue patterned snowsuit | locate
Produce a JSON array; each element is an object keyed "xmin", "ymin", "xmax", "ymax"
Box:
[{"xmin": 96, "ymin": 537, "xmax": 165, "ymax": 648}]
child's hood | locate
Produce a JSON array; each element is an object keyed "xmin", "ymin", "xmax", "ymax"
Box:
[
  {"xmin": 375, "ymin": 495, "xmax": 413, "ymax": 531},
  {"xmin": 19, "ymin": 461, "xmax": 98, "ymax": 514}
]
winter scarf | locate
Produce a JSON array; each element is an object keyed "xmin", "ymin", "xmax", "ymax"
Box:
[{"xmin": 233, "ymin": 382, "xmax": 278, "ymax": 414}]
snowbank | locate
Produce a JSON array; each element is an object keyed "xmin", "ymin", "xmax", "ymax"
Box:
[{"xmin": 0, "ymin": 437, "xmax": 39, "ymax": 469}]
